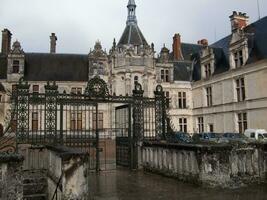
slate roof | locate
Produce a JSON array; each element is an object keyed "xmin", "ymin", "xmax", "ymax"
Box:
[
  {"xmin": 0, "ymin": 54, "xmax": 7, "ymax": 79},
  {"xmin": 118, "ymin": 24, "xmax": 148, "ymax": 46},
  {"xmin": 24, "ymin": 53, "xmax": 89, "ymax": 81},
  {"xmin": 190, "ymin": 16, "xmax": 267, "ymax": 81},
  {"xmin": 173, "ymin": 61, "xmax": 192, "ymax": 81}
]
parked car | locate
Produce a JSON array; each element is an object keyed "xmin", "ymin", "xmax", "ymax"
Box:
[
  {"xmin": 192, "ymin": 132, "xmax": 221, "ymax": 143},
  {"xmin": 219, "ymin": 132, "xmax": 249, "ymax": 144},
  {"xmin": 166, "ymin": 132, "xmax": 192, "ymax": 143},
  {"xmin": 244, "ymin": 129, "xmax": 267, "ymax": 141}
]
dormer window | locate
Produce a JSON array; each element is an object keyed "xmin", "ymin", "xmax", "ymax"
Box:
[
  {"xmin": 204, "ymin": 63, "xmax": 212, "ymax": 78},
  {"xmin": 234, "ymin": 50, "xmax": 244, "ymax": 68},
  {"xmin": 12, "ymin": 60, "xmax": 19, "ymax": 73},
  {"xmin": 161, "ymin": 69, "xmax": 169, "ymax": 82}
]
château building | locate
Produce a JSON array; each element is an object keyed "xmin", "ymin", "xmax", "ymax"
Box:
[{"xmin": 0, "ymin": 0, "xmax": 267, "ymax": 135}]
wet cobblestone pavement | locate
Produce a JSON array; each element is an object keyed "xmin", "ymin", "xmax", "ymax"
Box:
[{"xmin": 88, "ymin": 169, "xmax": 267, "ymax": 200}]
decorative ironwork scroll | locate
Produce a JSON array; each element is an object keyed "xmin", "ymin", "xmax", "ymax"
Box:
[
  {"xmin": 45, "ymin": 81, "xmax": 58, "ymax": 144},
  {"xmin": 84, "ymin": 75, "xmax": 109, "ymax": 98},
  {"xmin": 16, "ymin": 77, "xmax": 30, "ymax": 143}
]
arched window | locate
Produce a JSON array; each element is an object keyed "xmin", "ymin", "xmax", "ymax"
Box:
[{"xmin": 134, "ymin": 76, "xmax": 138, "ymax": 85}]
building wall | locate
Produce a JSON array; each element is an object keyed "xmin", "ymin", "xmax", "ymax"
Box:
[{"xmin": 192, "ymin": 59, "xmax": 267, "ymax": 133}]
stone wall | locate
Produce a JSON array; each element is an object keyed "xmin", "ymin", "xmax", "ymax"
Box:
[
  {"xmin": 18, "ymin": 145, "xmax": 89, "ymax": 199},
  {"xmin": 0, "ymin": 154, "xmax": 24, "ymax": 200},
  {"xmin": 46, "ymin": 146, "xmax": 88, "ymax": 200},
  {"xmin": 142, "ymin": 142, "xmax": 267, "ymax": 188}
]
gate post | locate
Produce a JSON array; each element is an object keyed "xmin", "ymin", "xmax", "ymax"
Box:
[
  {"xmin": 16, "ymin": 78, "xmax": 30, "ymax": 145},
  {"xmin": 132, "ymin": 82, "xmax": 144, "ymax": 169},
  {"xmin": 45, "ymin": 81, "xmax": 58, "ymax": 145},
  {"xmin": 154, "ymin": 85, "xmax": 167, "ymax": 140}
]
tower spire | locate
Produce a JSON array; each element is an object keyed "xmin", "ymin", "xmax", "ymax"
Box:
[{"xmin": 127, "ymin": 0, "xmax": 137, "ymax": 25}]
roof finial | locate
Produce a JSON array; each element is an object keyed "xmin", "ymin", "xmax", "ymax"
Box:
[{"xmin": 127, "ymin": 0, "xmax": 137, "ymax": 25}]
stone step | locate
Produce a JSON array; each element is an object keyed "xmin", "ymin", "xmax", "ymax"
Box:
[{"xmin": 23, "ymin": 193, "xmax": 47, "ymax": 200}]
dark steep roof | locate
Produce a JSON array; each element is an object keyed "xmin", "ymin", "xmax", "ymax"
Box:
[
  {"xmin": 173, "ymin": 61, "xmax": 192, "ymax": 81},
  {"xmin": 213, "ymin": 47, "xmax": 229, "ymax": 75},
  {"xmin": 181, "ymin": 43, "xmax": 203, "ymax": 60},
  {"xmin": 191, "ymin": 16, "xmax": 267, "ymax": 81},
  {"xmin": 118, "ymin": 24, "xmax": 148, "ymax": 46},
  {"xmin": 24, "ymin": 53, "xmax": 89, "ymax": 81},
  {"xmin": 0, "ymin": 54, "xmax": 7, "ymax": 79}
]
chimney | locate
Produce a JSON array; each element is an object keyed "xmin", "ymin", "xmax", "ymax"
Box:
[
  {"xmin": 172, "ymin": 33, "xmax": 183, "ymax": 60},
  {"xmin": 50, "ymin": 33, "xmax": 57, "ymax": 53},
  {"xmin": 1, "ymin": 29, "xmax": 12, "ymax": 55},
  {"xmin": 197, "ymin": 39, "xmax": 208, "ymax": 46},
  {"xmin": 229, "ymin": 11, "xmax": 249, "ymax": 32}
]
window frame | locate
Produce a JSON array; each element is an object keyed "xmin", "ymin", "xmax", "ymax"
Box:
[
  {"xmin": 204, "ymin": 63, "xmax": 212, "ymax": 78},
  {"xmin": 237, "ymin": 112, "xmax": 247, "ymax": 134},
  {"xmin": 93, "ymin": 112, "xmax": 103, "ymax": 130},
  {"xmin": 178, "ymin": 92, "xmax": 187, "ymax": 109},
  {"xmin": 197, "ymin": 117, "xmax": 204, "ymax": 133},
  {"xmin": 233, "ymin": 50, "xmax": 244, "ymax": 68},
  {"xmin": 206, "ymin": 86, "xmax": 212, "ymax": 107},
  {"xmin": 179, "ymin": 118, "xmax": 187, "ymax": 133},
  {"xmin": 160, "ymin": 69, "xmax": 170, "ymax": 82},
  {"xmin": 12, "ymin": 60, "xmax": 20, "ymax": 74},
  {"xmin": 236, "ymin": 77, "xmax": 246, "ymax": 102},
  {"xmin": 32, "ymin": 112, "xmax": 38, "ymax": 132}
]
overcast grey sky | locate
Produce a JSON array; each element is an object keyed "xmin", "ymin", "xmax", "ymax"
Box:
[{"xmin": 0, "ymin": 0, "xmax": 266, "ymax": 54}]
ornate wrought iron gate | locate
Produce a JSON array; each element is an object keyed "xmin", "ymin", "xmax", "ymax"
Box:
[
  {"xmin": 5, "ymin": 76, "xmax": 169, "ymax": 170},
  {"xmin": 115, "ymin": 105, "xmax": 133, "ymax": 168}
]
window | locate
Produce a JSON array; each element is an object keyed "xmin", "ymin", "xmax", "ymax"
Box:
[
  {"xmin": 134, "ymin": 76, "xmax": 139, "ymax": 85},
  {"xmin": 165, "ymin": 91, "xmax": 170, "ymax": 108},
  {"xmin": 160, "ymin": 69, "xmax": 169, "ymax": 82},
  {"xmin": 12, "ymin": 84, "xmax": 17, "ymax": 95},
  {"xmin": 32, "ymin": 112, "xmax": 38, "ymax": 131},
  {"xmin": 198, "ymin": 117, "xmax": 204, "ymax": 133},
  {"xmin": 204, "ymin": 63, "xmax": 212, "ymax": 78},
  {"xmin": 234, "ymin": 50, "xmax": 244, "ymax": 68},
  {"xmin": 71, "ymin": 87, "xmax": 82, "ymax": 95},
  {"xmin": 236, "ymin": 78, "xmax": 246, "ymax": 102},
  {"xmin": 12, "ymin": 60, "xmax": 19, "ymax": 73},
  {"xmin": 178, "ymin": 92, "xmax": 186, "ymax": 109},
  {"xmin": 209, "ymin": 124, "xmax": 214, "ymax": 132},
  {"xmin": 237, "ymin": 113, "xmax": 247, "ymax": 134},
  {"xmin": 179, "ymin": 118, "xmax": 187, "ymax": 133},
  {"xmin": 93, "ymin": 112, "xmax": 103, "ymax": 130},
  {"xmin": 33, "ymin": 85, "xmax": 39, "ymax": 93},
  {"xmin": 206, "ymin": 87, "xmax": 212, "ymax": 107},
  {"xmin": 70, "ymin": 112, "xmax": 82, "ymax": 131}
]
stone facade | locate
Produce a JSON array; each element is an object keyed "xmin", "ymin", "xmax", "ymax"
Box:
[{"xmin": 0, "ymin": 2, "xmax": 267, "ymax": 135}]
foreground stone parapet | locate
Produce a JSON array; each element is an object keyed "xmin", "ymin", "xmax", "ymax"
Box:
[
  {"xmin": 0, "ymin": 153, "xmax": 24, "ymax": 200},
  {"xmin": 142, "ymin": 142, "xmax": 267, "ymax": 188},
  {"xmin": 46, "ymin": 145, "xmax": 88, "ymax": 200}
]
